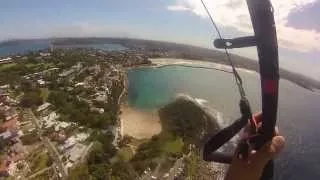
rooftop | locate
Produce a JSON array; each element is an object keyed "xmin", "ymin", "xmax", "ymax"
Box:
[
  {"xmin": 36, "ymin": 102, "xmax": 51, "ymax": 112},
  {"xmin": 66, "ymin": 143, "xmax": 87, "ymax": 163}
]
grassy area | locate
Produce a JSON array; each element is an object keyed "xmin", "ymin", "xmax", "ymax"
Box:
[
  {"xmin": 30, "ymin": 152, "xmax": 52, "ymax": 172},
  {"xmin": 184, "ymin": 152, "xmax": 198, "ymax": 178},
  {"xmin": 25, "ymin": 62, "xmax": 54, "ymax": 71},
  {"xmin": 25, "ymin": 63, "xmax": 38, "ymax": 68},
  {"xmin": 4, "ymin": 177, "xmax": 15, "ymax": 180},
  {"xmin": 21, "ymin": 132, "xmax": 40, "ymax": 145},
  {"xmin": 0, "ymin": 63, "xmax": 17, "ymax": 71},
  {"xmin": 116, "ymin": 146, "xmax": 134, "ymax": 162},
  {"xmin": 40, "ymin": 88, "xmax": 49, "ymax": 101},
  {"xmin": 162, "ymin": 137, "xmax": 184, "ymax": 154},
  {"xmin": 29, "ymin": 167, "xmax": 55, "ymax": 180}
]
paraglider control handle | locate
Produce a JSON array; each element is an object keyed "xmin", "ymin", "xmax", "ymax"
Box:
[
  {"xmin": 203, "ymin": 99, "xmax": 252, "ymax": 163},
  {"xmin": 214, "ymin": 36, "xmax": 257, "ymax": 49}
]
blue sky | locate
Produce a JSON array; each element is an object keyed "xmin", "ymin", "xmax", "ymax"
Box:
[{"xmin": 1, "ymin": 0, "xmax": 319, "ymax": 80}]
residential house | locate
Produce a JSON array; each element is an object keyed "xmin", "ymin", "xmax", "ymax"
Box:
[
  {"xmin": 59, "ymin": 133, "xmax": 89, "ymax": 151},
  {"xmin": 37, "ymin": 79, "xmax": 46, "ymax": 87},
  {"xmin": 66, "ymin": 143, "xmax": 87, "ymax": 163},
  {"xmin": 39, "ymin": 52, "xmax": 51, "ymax": 57},
  {"xmin": 3, "ymin": 108, "xmax": 18, "ymax": 122},
  {"xmin": 36, "ymin": 102, "xmax": 51, "ymax": 116},
  {"xmin": 0, "ymin": 130, "xmax": 18, "ymax": 141},
  {"xmin": 0, "ymin": 57, "xmax": 13, "ymax": 64},
  {"xmin": 0, "ymin": 117, "xmax": 17, "ymax": 132}
]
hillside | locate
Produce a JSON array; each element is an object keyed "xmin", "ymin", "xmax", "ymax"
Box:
[{"xmin": 158, "ymin": 95, "xmax": 227, "ymax": 180}]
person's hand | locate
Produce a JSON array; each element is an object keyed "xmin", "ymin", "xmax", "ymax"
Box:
[{"xmin": 225, "ymin": 113, "xmax": 285, "ymax": 180}]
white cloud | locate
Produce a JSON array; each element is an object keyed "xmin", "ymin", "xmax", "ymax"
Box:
[
  {"xmin": 167, "ymin": 0, "xmax": 320, "ymax": 52},
  {"xmin": 167, "ymin": 5, "xmax": 190, "ymax": 11}
]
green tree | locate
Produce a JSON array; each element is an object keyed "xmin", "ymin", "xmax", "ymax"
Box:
[
  {"xmin": 111, "ymin": 161, "xmax": 138, "ymax": 180},
  {"xmin": 20, "ymin": 91, "xmax": 43, "ymax": 108},
  {"xmin": 20, "ymin": 132, "xmax": 40, "ymax": 145},
  {"xmin": 88, "ymin": 142, "xmax": 109, "ymax": 165},
  {"xmin": 89, "ymin": 164, "xmax": 111, "ymax": 180}
]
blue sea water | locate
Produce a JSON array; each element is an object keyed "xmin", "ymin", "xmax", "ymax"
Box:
[
  {"xmin": 0, "ymin": 40, "xmax": 127, "ymax": 57},
  {"xmin": 0, "ymin": 40, "xmax": 50, "ymax": 57},
  {"xmin": 128, "ymin": 65, "xmax": 320, "ymax": 180},
  {"xmin": 53, "ymin": 43, "xmax": 127, "ymax": 51}
]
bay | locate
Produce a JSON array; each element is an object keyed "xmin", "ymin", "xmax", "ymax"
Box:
[
  {"xmin": 0, "ymin": 40, "xmax": 50, "ymax": 57},
  {"xmin": 53, "ymin": 43, "xmax": 127, "ymax": 51},
  {"xmin": 0, "ymin": 40, "xmax": 127, "ymax": 57},
  {"xmin": 127, "ymin": 64, "xmax": 320, "ymax": 180}
]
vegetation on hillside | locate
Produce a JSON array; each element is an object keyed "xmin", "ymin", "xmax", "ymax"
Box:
[
  {"xmin": 159, "ymin": 97, "xmax": 220, "ymax": 146},
  {"xmin": 126, "ymin": 97, "xmax": 221, "ymax": 177},
  {"xmin": 47, "ymin": 90, "xmax": 116, "ymax": 129}
]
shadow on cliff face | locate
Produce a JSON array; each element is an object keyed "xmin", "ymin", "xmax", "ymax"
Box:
[
  {"xmin": 158, "ymin": 95, "xmax": 230, "ymax": 180},
  {"xmin": 159, "ymin": 95, "xmax": 222, "ymax": 147}
]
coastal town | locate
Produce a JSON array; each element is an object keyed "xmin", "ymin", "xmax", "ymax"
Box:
[
  {"xmin": 1, "ymin": 38, "xmax": 319, "ymax": 180},
  {"xmin": 0, "ymin": 47, "xmax": 159, "ymax": 179},
  {"xmin": 0, "ymin": 44, "xmax": 214, "ymax": 180}
]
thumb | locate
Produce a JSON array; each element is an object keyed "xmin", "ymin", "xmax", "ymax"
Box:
[{"xmin": 253, "ymin": 136, "xmax": 285, "ymax": 166}]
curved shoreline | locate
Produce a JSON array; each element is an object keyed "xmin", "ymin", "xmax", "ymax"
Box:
[
  {"xmin": 149, "ymin": 58, "xmax": 256, "ymax": 74},
  {"xmin": 119, "ymin": 58, "xmax": 253, "ymax": 140},
  {"xmin": 119, "ymin": 57, "xmax": 320, "ymax": 140},
  {"xmin": 149, "ymin": 58, "xmax": 320, "ymax": 92}
]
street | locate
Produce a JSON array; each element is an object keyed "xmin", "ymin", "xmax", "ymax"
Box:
[{"xmin": 24, "ymin": 109, "xmax": 68, "ymax": 179}]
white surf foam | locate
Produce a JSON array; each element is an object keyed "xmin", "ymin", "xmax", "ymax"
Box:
[{"xmin": 195, "ymin": 98, "xmax": 208, "ymax": 105}]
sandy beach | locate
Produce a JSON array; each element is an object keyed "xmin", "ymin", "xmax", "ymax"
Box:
[
  {"xmin": 120, "ymin": 105, "xmax": 162, "ymax": 139},
  {"xmin": 149, "ymin": 58, "xmax": 256, "ymax": 74}
]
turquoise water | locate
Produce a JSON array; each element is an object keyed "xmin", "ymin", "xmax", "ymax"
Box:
[
  {"xmin": 128, "ymin": 66, "xmax": 261, "ymax": 119},
  {"xmin": 128, "ymin": 65, "xmax": 320, "ymax": 180}
]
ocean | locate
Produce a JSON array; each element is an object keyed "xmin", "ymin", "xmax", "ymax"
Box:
[
  {"xmin": 53, "ymin": 43, "xmax": 127, "ymax": 51},
  {"xmin": 0, "ymin": 40, "xmax": 51, "ymax": 57},
  {"xmin": 0, "ymin": 41, "xmax": 127, "ymax": 57},
  {"xmin": 127, "ymin": 65, "xmax": 320, "ymax": 180}
]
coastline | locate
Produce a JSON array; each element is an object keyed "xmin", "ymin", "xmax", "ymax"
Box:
[
  {"xmin": 118, "ymin": 58, "xmax": 254, "ymax": 141},
  {"xmin": 149, "ymin": 58, "xmax": 257, "ymax": 74},
  {"xmin": 118, "ymin": 57, "xmax": 320, "ymax": 141},
  {"xmin": 149, "ymin": 58, "xmax": 320, "ymax": 92},
  {"xmin": 119, "ymin": 67, "xmax": 161, "ymax": 140}
]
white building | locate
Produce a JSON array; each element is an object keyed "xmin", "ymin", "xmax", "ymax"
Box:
[
  {"xmin": 59, "ymin": 133, "xmax": 89, "ymax": 151},
  {"xmin": 37, "ymin": 79, "xmax": 46, "ymax": 86},
  {"xmin": 66, "ymin": 143, "xmax": 87, "ymax": 163},
  {"xmin": 0, "ymin": 57, "xmax": 12, "ymax": 64},
  {"xmin": 39, "ymin": 52, "xmax": 51, "ymax": 57},
  {"xmin": 36, "ymin": 102, "xmax": 51, "ymax": 112}
]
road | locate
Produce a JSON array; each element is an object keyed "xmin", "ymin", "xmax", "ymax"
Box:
[
  {"xmin": 27, "ymin": 166, "xmax": 52, "ymax": 179},
  {"xmin": 166, "ymin": 156, "xmax": 185, "ymax": 180},
  {"xmin": 115, "ymin": 71, "xmax": 126, "ymax": 144},
  {"xmin": 80, "ymin": 142, "xmax": 94, "ymax": 163},
  {"xmin": 140, "ymin": 156, "xmax": 185, "ymax": 180},
  {"xmin": 25, "ymin": 109, "xmax": 68, "ymax": 179}
]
